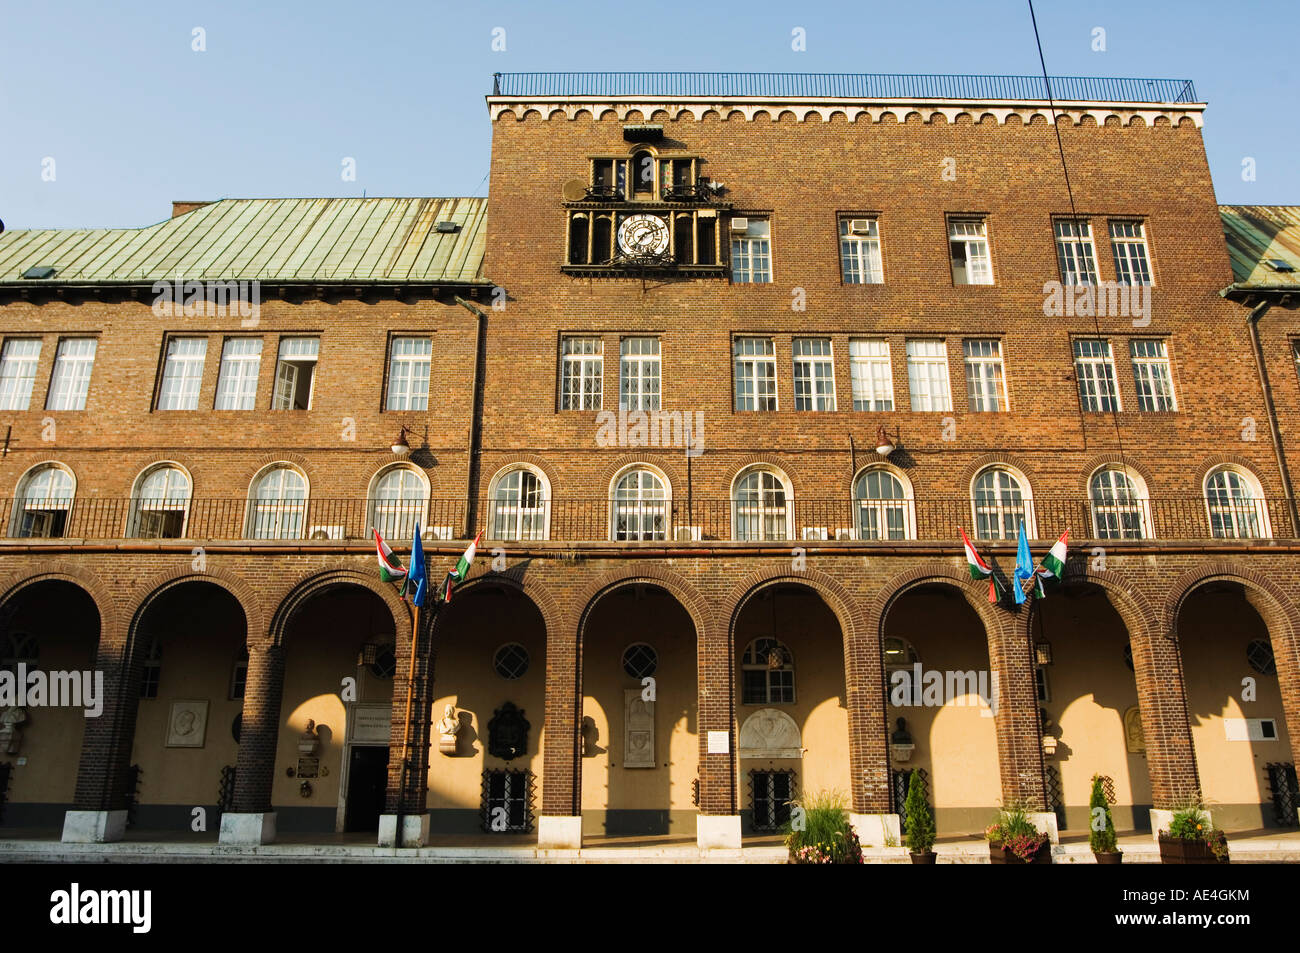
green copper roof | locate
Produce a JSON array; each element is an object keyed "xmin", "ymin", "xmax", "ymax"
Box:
[
  {"xmin": 0, "ymin": 197, "xmax": 489, "ymax": 285},
  {"xmin": 1220, "ymin": 205, "xmax": 1300, "ymax": 292}
]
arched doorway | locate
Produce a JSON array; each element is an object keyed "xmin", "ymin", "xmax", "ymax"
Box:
[
  {"xmin": 129, "ymin": 580, "xmax": 247, "ymax": 834},
  {"xmin": 1028, "ymin": 582, "xmax": 1151, "ymax": 832},
  {"xmin": 1178, "ymin": 581, "xmax": 1296, "ymax": 830},
  {"xmin": 426, "ymin": 583, "xmax": 546, "ymax": 837},
  {"xmin": 733, "ymin": 584, "xmax": 848, "ymax": 840},
  {"xmin": 581, "ymin": 583, "xmax": 696, "ymax": 839},
  {"xmin": 882, "ymin": 583, "xmax": 999, "ymax": 836},
  {"xmin": 274, "ymin": 583, "xmax": 396, "ymax": 834},
  {"xmin": 0, "ymin": 580, "xmax": 100, "ymax": 829}
]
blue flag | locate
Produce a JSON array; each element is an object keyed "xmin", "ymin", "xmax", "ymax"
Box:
[
  {"xmin": 1013, "ymin": 520, "xmax": 1033, "ymax": 606},
  {"xmin": 403, "ymin": 523, "xmax": 428, "ymax": 608}
]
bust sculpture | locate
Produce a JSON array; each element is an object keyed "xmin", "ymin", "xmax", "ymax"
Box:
[{"xmin": 437, "ymin": 704, "xmax": 461, "ymax": 755}]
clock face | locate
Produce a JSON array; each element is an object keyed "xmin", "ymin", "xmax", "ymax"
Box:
[{"xmin": 617, "ymin": 214, "xmax": 670, "ymax": 256}]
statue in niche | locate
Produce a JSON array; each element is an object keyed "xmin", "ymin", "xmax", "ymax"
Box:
[
  {"xmin": 1124, "ymin": 706, "xmax": 1146, "ymax": 753},
  {"xmin": 438, "ymin": 704, "xmax": 462, "ymax": 756},
  {"xmin": 0, "ymin": 706, "xmax": 26, "ymax": 754},
  {"xmin": 488, "ymin": 701, "xmax": 530, "ymax": 761}
]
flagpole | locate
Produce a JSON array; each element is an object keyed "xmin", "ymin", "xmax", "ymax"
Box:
[{"xmin": 396, "ymin": 599, "xmax": 419, "ymax": 849}]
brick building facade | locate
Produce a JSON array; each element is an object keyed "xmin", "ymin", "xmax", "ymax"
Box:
[{"xmin": 0, "ymin": 73, "xmax": 1297, "ymax": 850}]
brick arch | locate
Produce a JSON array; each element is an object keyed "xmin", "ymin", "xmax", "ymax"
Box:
[
  {"xmin": 1018, "ymin": 564, "xmax": 1160, "ymax": 644},
  {"xmin": 959, "ymin": 453, "xmax": 1039, "ymax": 492},
  {"xmin": 576, "ymin": 565, "xmax": 716, "ymax": 639},
  {"xmin": 0, "ymin": 563, "xmax": 120, "ymax": 633},
  {"xmin": 725, "ymin": 567, "xmax": 866, "ymax": 649},
  {"xmin": 126, "ymin": 567, "xmax": 266, "ymax": 648},
  {"xmin": 7, "ymin": 457, "xmax": 84, "ymax": 495},
  {"xmin": 448, "ymin": 567, "xmax": 563, "ymax": 641},
  {"xmin": 484, "ymin": 455, "xmax": 559, "ymax": 491},
  {"xmin": 866, "ymin": 561, "xmax": 1004, "ymax": 645},
  {"xmin": 597, "ymin": 454, "xmax": 684, "ymax": 495},
  {"xmin": 245, "ymin": 453, "xmax": 318, "ymax": 490},
  {"xmin": 1163, "ymin": 560, "xmax": 1300, "ymax": 641},
  {"xmin": 1076, "ymin": 454, "xmax": 1157, "ymax": 495},
  {"xmin": 724, "ymin": 456, "xmax": 802, "ymax": 491},
  {"xmin": 1193, "ymin": 454, "xmax": 1273, "ymax": 494},
  {"xmin": 268, "ymin": 566, "xmax": 410, "ymax": 648}
]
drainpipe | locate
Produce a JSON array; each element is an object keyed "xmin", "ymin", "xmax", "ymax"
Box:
[
  {"xmin": 1244, "ymin": 300, "xmax": 1300, "ymax": 534},
  {"xmin": 454, "ymin": 295, "xmax": 490, "ymax": 539}
]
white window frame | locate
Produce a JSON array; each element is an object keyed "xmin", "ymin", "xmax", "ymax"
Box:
[
  {"xmin": 1088, "ymin": 466, "xmax": 1152, "ymax": 540},
  {"xmin": 47, "ymin": 337, "xmax": 98, "ymax": 411},
  {"xmin": 129, "ymin": 463, "xmax": 192, "ymax": 539},
  {"xmin": 245, "ymin": 464, "xmax": 308, "ymax": 540},
  {"xmin": 1204, "ymin": 466, "xmax": 1271, "ymax": 540},
  {"xmin": 731, "ymin": 218, "xmax": 772, "ymax": 284},
  {"xmin": 560, "ymin": 336, "xmax": 603, "ymax": 411},
  {"xmin": 10, "ymin": 463, "xmax": 75, "ymax": 538},
  {"xmin": 949, "ymin": 218, "xmax": 993, "ymax": 285},
  {"xmin": 619, "ymin": 337, "xmax": 660, "ymax": 411},
  {"xmin": 905, "ymin": 339, "xmax": 952, "ymax": 412},
  {"xmin": 488, "ymin": 465, "xmax": 550, "ymax": 541},
  {"xmin": 368, "ymin": 465, "xmax": 430, "ymax": 542},
  {"xmin": 970, "ymin": 465, "xmax": 1035, "ymax": 541},
  {"xmin": 1054, "ymin": 219, "xmax": 1099, "ymax": 286},
  {"xmin": 963, "ymin": 339, "xmax": 1008, "ymax": 412},
  {"xmin": 731, "ymin": 466, "xmax": 793, "ymax": 541},
  {"xmin": 386, "ymin": 336, "xmax": 431, "ymax": 412},
  {"xmin": 839, "ymin": 218, "xmax": 883, "ymax": 284},
  {"xmin": 1073, "ymin": 339, "xmax": 1122, "ymax": 412},
  {"xmin": 0, "ymin": 339, "xmax": 41, "ymax": 411},
  {"xmin": 792, "ymin": 338, "xmax": 836, "ymax": 411},
  {"xmin": 1130, "ymin": 339, "xmax": 1176, "ymax": 412},
  {"xmin": 610, "ymin": 465, "xmax": 669, "ymax": 541},
  {"xmin": 740, "ymin": 637, "xmax": 795, "ymax": 705},
  {"xmin": 157, "ymin": 337, "xmax": 207, "ymax": 411},
  {"xmin": 734, "ymin": 337, "xmax": 777, "ymax": 411},
  {"xmin": 849, "ymin": 338, "xmax": 894, "ymax": 411},
  {"xmin": 853, "ymin": 466, "xmax": 915, "ymax": 541},
  {"xmin": 1110, "ymin": 220, "xmax": 1153, "ymax": 286},
  {"xmin": 214, "ymin": 338, "xmax": 263, "ymax": 411},
  {"xmin": 272, "ymin": 337, "xmax": 319, "ymax": 411}
]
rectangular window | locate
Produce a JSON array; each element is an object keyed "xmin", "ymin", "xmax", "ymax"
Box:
[
  {"xmin": 730, "ymin": 218, "xmax": 772, "ymax": 283},
  {"xmin": 0, "ymin": 339, "xmax": 41, "ymax": 411},
  {"xmin": 156, "ymin": 337, "xmax": 206, "ymax": 411},
  {"xmin": 906, "ymin": 340, "xmax": 952, "ymax": 412},
  {"xmin": 949, "ymin": 218, "xmax": 993, "ymax": 285},
  {"xmin": 1131, "ymin": 339, "xmax": 1176, "ymax": 411},
  {"xmin": 840, "ymin": 218, "xmax": 883, "ymax": 284},
  {"xmin": 751, "ymin": 770, "xmax": 795, "ymax": 831},
  {"xmin": 1073, "ymin": 339, "xmax": 1121, "ymax": 412},
  {"xmin": 619, "ymin": 337, "xmax": 660, "ymax": 411},
  {"xmin": 963, "ymin": 339, "xmax": 1007, "ymax": 412},
  {"xmin": 46, "ymin": 338, "xmax": 98, "ymax": 411},
  {"xmin": 1110, "ymin": 221, "xmax": 1153, "ymax": 285},
  {"xmin": 1055, "ymin": 219, "xmax": 1098, "ymax": 285},
  {"xmin": 386, "ymin": 336, "xmax": 431, "ymax": 412},
  {"xmin": 214, "ymin": 338, "xmax": 263, "ymax": 410},
  {"xmin": 560, "ymin": 337, "xmax": 603, "ymax": 410},
  {"xmin": 849, "ymin": 339, "xmax": 894, "ymax": 412},
  {"xmin": 273, "ymin": 337, "xmax": 319, "ymax": 410},
  {"xmin": 734, "ymin": 337, "xmax": 777, "ymax": 411},
  {"xmin": 792, "ymin": 338, "xmax": 836, "ymax": 411},
  {"xmin": 481, "ymin": 769, "xmax": 533, "ymax": 833}
]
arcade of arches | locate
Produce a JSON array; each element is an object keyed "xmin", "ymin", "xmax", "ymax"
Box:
[{"xmin": 0, "ymin": 561, "xmax": 1296, "ymax": 847}]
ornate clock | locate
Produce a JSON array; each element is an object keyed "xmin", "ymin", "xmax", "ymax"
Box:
[{"xmin": 617, "ymin": 214, "xmax": 670, "ymax": 257}]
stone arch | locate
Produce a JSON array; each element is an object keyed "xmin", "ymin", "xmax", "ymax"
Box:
[
  {"xmin": 929, "ymin": 110, "xmax": 949, "ymax": 125},
  {"xmin": 650, "ymin": 109, "xmax": 670, "ymax": 121},
  {"xmin": 519, "ymin": 109, "xmax": 542, "ymax": 122},
  {"xmin": 0, "ymin": 563, "xmax": 119, "ymax": 634},
  {"xmin": 547, "ymin": 108, "xmax": 566, "ymax": 120},
  {"xmin": 269, "ymin": 567, "xmax": 409, "ymax": 648},
  {"xmin": 573, "ymin": 109, "xmax": 593, "ymax": 121}
]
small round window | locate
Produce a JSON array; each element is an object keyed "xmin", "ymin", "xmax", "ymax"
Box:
[
  {"xmin": 1246, "ymin": 639, "xmax": 1276, "ymax": 675},
  {"xmin": 494, "ymin": 643, "xmax": 530, "ymax": 680},
  {"xmin": 1122, "ymin": 644, "xmax": 1134, "ymax": 672},
  {"xmin": 622, "ymin": 643, "xmax": 658, "ymax": 679},
  {"xmin": 369, "ymin": 645, "xmax": 396, "ymax": 679}
]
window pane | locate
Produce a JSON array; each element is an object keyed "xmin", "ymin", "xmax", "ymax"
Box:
[
  {"xmin": 849, "ymin": 338, "xmax": 893, "ymax": 411},
  {"xmin": 840, "ymin": 218, "xmax": 883, "ymax": 284},
  {"xmin": 47, "ymin": 338, "xmax": 98, "ymax": 411},
  {"xmin": 734, "ymin": 337, "xmax": 777, "ymax": 411},
  {"xmin": 906, "ymin": 340, "xmax": 951, "ymax": 412},
  {"xmin": 214, "ymin": 338, "xmax": 262, "ymax": 410},
  {"xmin": 963, "ymin": 339, "xmax": 1006, "ymax": 412},
  {"xmin": 731, "ymin": 219, "xmax": 772, "ymax": 283},
  {"xmin": 157, "ymin": 338, "xmax": 206, "ymax": 411},
  {"xmin": 0, "ymin": 340, "xmax": 41, "ymax": 411},
  {"xmin": 1110, "ymin": 221, "xmax": 1152, "ymax": 285},
  {"xmin": 792, "ymin": 338, "xmax": 835, "ymax": 411},
  {"xmin": 619, "ymin": 337, "xmax": 660, "ymax": 411},
  {"xmin": 1073, "ymin": 339, "xmax": 1120, "ymax": 412},
  {"xmin": 1130, "ymin": 339, "xmax": 1176, "ymax": 412},
  {"xmin": 560, "ymin": 337, "xmax": 603, "ymax": 410},
  {"xmin": 386, "ymin": 337, "xmax": 431, "ymax": 411},
  {"xmin": 1054, "ymin": 220, "xmax": 1098, "ymax": 285}
]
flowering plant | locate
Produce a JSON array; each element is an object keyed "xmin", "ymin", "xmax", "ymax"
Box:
[
  {"xmin": 785, "ymin": 790, "xmax": 864, "ymax": 865},
  {"xmin": 1163, "ymin": 806, "xmax": 1229, "ymax": 861},
  {"xmin": 985, "ymin": 806, "xmax": 1047, "ymax": 860}
]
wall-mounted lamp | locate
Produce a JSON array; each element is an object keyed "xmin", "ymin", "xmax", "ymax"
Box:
[
  {"xmin": 1035, "ymin": 642, "xmax": 1053, "ymax": 666},
  {"xmin": 875, "ymin": 425, "xmax": 901, "ymax": 457},
  {"xmin": 391, "ymin": 426, "xmax": 412, "ymax": 457}
]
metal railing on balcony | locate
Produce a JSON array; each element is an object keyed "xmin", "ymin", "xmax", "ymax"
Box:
[
  {"xmin": 491, "ymin": 72, "xmax": 1199, "ymax": 104},
  {"xmin": 1, "ymin": 497, "xmax": 1291, "ymax": 545}
]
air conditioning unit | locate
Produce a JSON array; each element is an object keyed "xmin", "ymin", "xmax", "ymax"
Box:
[
  {"xmin": 426, "ymin": 525, "xmax": 456, "ymax": 540},
  {"xmin": 729, "ymin": 217, "xmax": 749, "ymax": 233},
  {"xmin": 802, "ymin": 527, "xmax": 828, "ymax": 541},
  {"xmin": 674, "ymin": 525, "xmax": 702, "ymax": 542},
  {"xmin": 848, "ymin": 218, "xmax": 874, "ymax": 235},
  {"xmin": 308, "ymin": 525, "xmax": 345, "ymax": 540},
  {"xmin": 835, "ymin": 528, "xmax": 854, "ymax": 541}
]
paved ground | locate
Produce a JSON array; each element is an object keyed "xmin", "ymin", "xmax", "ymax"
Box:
[{"xmin": 2, "ymin": 827, "xmax": 1298, "ymax": 863}]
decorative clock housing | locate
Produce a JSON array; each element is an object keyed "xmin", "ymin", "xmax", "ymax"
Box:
[{"xmin": 617, "ymin": 214, "xmax": 670, "ymax": 256}]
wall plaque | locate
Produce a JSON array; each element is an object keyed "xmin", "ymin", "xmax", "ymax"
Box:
[
  {"xmin": 351, "ymin": 704, "xmax": 391, "ymax": 745},
  {"xmin": 623, "ymin": 688, "xmax": 654, "ymax": 768},
  {"xmin": 707, "ymin": 730, "xmax": 729, "ymax": 754}
]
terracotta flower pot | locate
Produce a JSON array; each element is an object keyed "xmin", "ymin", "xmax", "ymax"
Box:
[
  {"xmin": 989, "ymin": 842, "xmax": 1052, "ymax": 865},
  {"xmin": 1158, "ymin": 834, "xmax": 1228, "ymax": 864},
  {"xmin": 910, "ymin": 851, "xmax": 937, "ymax": 864},
  {"xmin": 1093, "ymin": 850, "xmax": 1123, "ymax": 865}
]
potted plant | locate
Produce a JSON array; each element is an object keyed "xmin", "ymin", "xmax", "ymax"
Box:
[
  {"xmin": 1158, "ymin": 807, "xmax": 1230, "ymax": 864},
  {"xmin": 903, "ymin": 770, "xmax": 936, "ymax": 864},
  {"xmin": 985, "ymin": 805, "xmax": 1051, "ymax": 864},
  {"xmin": 1088, "ymin": 775, "xmax": 1122, "ymax": 864},
  {"xmin": 784, "ymin": 790, "xmax": 864, "ymax": 865}
]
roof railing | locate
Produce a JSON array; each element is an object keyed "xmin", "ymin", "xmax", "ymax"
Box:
[{"xmin": 490, "ymin": 72, "xmax": 1198, "ymax": 104}]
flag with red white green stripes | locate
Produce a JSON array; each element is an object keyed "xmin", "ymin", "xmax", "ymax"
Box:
[
  {"xmin": 438, "ymin": 532, "xmax": 482, "ymax": 604},
  {"xmin": 373, "ymin": 528, "xmax": 407, "ymax": 583},
  {"xmin": 960, "ymin": 527, "xmax": 1005, "ymax": 604}
]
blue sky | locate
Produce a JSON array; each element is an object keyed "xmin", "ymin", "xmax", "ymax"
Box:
[{"xmin": 1, "ymin": 0, "xmax": 1295, "ymax": 229}]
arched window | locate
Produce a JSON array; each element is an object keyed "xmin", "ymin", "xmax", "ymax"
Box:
[
  {"xmin": 369, "ymin": 465, "xmax": 428, "ymax": 542},
  {"xmin": 489, "ymin": 467, "xmax": 548, "ymax": 541},
  {"xmin": 246, "ymin": 465, "xmax": 307, "ymax": 539},
  {"xmin": 741, "ymin": 637, "xmax": 795, "ymax": 704},
  {"xmin": 130, "ymin": 464, "xmax": 191, "ymax": 539},
  {"xmin": 1205, "ymin": 466, "xmax": 1269, "ymax": 539},
  {"xmin": 568, "ymin": 213, "xmax": 589, "ymax": 265},
  {"xmin": 12, "ymin": 464, "xmax": 75, "ymax": 538},
  {"xmin": 631, "ymin": 149, "xmax": 655, "ymax": 196},
  {"xmin": 854, "ymin": 467, "xmax": 914, "ymax": 540},
  {"xmin": 732, "ymin": 467, "xmax": 791, "ymax": 541},
  {"xmin": 971, "ymin": 466, "xmax": 1031, "ymax": 540},
  {"xmin": 1089, "ymin": 467, "xmax": 1149, "ymax": 539},
  {"xmin": 611, "ymin": 467, "xmax": 668, "ymax": 541}
]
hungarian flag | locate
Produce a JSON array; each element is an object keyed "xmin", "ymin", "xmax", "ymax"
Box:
[
  {"xmin": 439, "ymin": 532, "xmax": 481, "ymax": 603},
  {"xmin": 960, "ymin": 527, "xmax": 1003, "ymax": 603},
  {"xmin": 1034, "ymin": 530, "xmax": 1069, "ymax": 597},
  {"xmin": 373, "ymin": 528, "xmax": 407, "ymax": 583}
]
